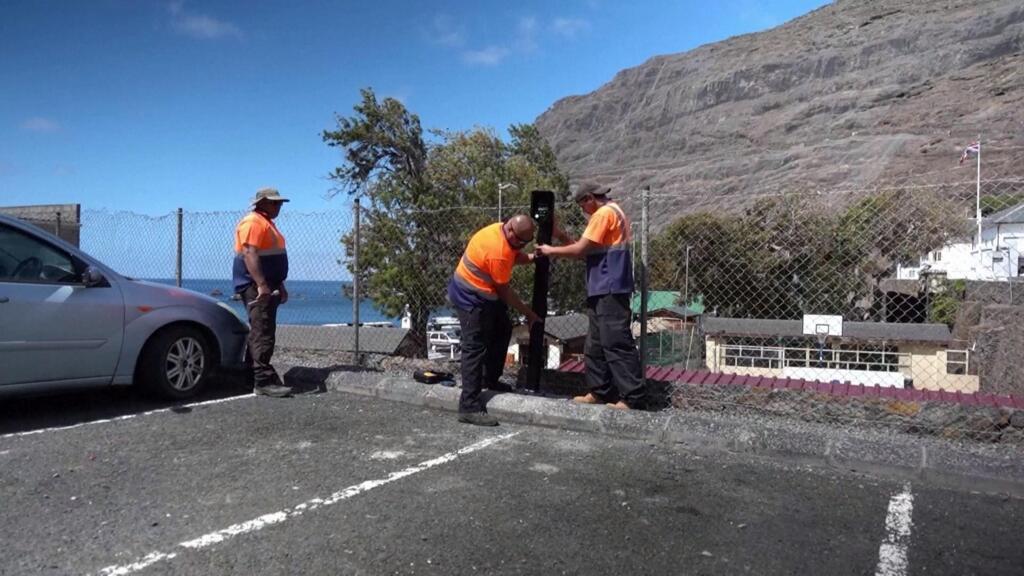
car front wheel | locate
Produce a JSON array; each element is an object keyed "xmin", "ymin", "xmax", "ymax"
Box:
[{"xmin": 139, "ymin": 326, "xmax": 215, "ymax": 399}]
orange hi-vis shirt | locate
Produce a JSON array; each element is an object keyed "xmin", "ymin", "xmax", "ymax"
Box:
[
  {"xmin": 452, "ymin": 222, "xmax": 515, "ymax": 301},
  {"xmin": 581, "ymin": 202, "xmax": 634, "ymax": 296},
  {"xmin": 232, "ymin": 211, "xmax": 288, "ymax": 292}
]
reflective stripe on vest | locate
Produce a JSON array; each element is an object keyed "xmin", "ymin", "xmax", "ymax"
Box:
[
  {"xmin": 452, "ymin": 270, "xmax": 499, "ymax": 301},
  {"xmin": 460, "ymin": 253, "xmax": 495, "ymax": 286}
]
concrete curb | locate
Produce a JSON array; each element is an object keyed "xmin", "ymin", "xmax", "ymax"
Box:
[{"xmin": 291, "ymin": 367, "xmax": 1024, "ymax": 497}]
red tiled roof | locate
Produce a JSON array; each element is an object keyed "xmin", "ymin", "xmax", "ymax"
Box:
[{"xmin": 556, "ymin": 360, "xmax": 1023, "ymax": 408}]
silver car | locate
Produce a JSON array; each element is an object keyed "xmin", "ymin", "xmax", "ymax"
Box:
[{"xmin": 0, "ymin": 213, "xmax": 248, "ymax": 399}]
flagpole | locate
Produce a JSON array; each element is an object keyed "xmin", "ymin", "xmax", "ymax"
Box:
[{"xmin": 976, "ymin": 135, "xmax": 982, "ymax": 254}]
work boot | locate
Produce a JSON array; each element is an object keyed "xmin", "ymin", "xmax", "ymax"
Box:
[
  {"xmin": 606, "ymin": 401, "xmax": 631, "ymax": 411},
  {"xmin": 254, "ymin": 384, "xmax": 294, "ymax": 398},
  {"xmin": 572, "ymin": 393, "xmax": 602, "ymax": 405},
  {"xmin": 458, "ymin": 412, "xmax": 499, "ymax": 427}
]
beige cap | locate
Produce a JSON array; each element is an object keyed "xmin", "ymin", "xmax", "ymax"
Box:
[{"xmin": 251, "ymin": 187, "xmax": 290, "ymax": 206}]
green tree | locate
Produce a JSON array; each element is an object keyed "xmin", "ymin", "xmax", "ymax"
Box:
[
  {"xmin": 649, "ymin": 188, "xmax": 968, "ymax": 321},
  {"xmin": 980, "ymin": 193, "xmax": 1024, "ymax": 216},
  {"xmin": 928, "ymin": 279, "xmax": 966, "ymax": 326},
  {"xmin": 323, "ymin": 89, "xmax": 575, "ymax": 354},
  {"xmin": 323, "ymin": 88, "xmax": 439, "ymax": 354}
]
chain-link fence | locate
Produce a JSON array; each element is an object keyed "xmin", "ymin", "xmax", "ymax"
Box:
[
  {"xmin": 637, "ymin": 171, "xmax": 1024, "ymax": 443},
  {"xmin": 57, "ymin": 170, "xmax": 1024, "ymax": 441}
]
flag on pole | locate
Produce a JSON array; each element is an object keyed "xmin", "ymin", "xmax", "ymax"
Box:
[{"xmin": 959, "ymin": 141, "xmax": 980, "ymax": 165}]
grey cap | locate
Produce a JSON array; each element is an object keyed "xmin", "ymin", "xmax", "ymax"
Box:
[
  {"xmin": 251, "ymin": 187, "xmax": 290, "ymax": 206},
  {"xmin": 572, "ymin": 182, "xmax": 611, "ymax": 202}
]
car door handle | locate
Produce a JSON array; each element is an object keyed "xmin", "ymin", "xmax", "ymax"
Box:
[{"xmin": 0, "ymin": 296, "xmax": 8, "ymax": 303}]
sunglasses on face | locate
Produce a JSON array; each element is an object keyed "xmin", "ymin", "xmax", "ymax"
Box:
[{"xmin": 506, "ymin": 225, "xmax": 533, "ymax": 247}]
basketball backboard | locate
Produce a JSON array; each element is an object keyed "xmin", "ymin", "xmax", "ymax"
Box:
[{"xmin": 802, "ymin": 314, "xmax": 843, "ymax": 337}]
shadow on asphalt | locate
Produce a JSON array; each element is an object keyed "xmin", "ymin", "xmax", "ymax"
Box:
[
  {"xmin": 281, "ymin": 364, "xmax": 382, "ymax": 395},
  {"xmin": 0, "ymin": 370, "xmax": 253, "ymax": 436}
]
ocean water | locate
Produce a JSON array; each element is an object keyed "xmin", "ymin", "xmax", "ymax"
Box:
[{"xmin": 148, "ymin": 279, "xmax": 400, "ymax": 326}]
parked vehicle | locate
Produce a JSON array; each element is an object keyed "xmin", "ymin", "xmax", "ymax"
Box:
[
  {"xmin": 0, "ymin": 214, "xmax": 249, "ymax": 399},
  {"xmin": 428, "ymin": 330, "xmax": 460, "ymax": 352}
]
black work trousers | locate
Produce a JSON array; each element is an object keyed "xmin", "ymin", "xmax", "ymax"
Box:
[
  {"xmin": 585, "ymin": 293, "xmax": 645, "ymax": 406},
  {"xmin": 241, "ymin": 284, "xmax": 283, "ymax": 389},
  {"xmin": 456, "ymin": 301, "xmax": 513, "ymax": 413}
]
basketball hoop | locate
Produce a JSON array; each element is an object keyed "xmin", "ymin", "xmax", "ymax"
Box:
[{"xmin": 815, "ymin": 325, "xmax": 829, "ymax": 362}]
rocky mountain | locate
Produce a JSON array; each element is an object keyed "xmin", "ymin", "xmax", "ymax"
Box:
[{"xmin": 536, "ymin": 0, "xmax": 1024, "ymax": 209}]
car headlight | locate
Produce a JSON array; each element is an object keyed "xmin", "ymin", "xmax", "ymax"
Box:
[{"xmin": 217, "ymin": 301, "xmax": 248, "ymax": 325}]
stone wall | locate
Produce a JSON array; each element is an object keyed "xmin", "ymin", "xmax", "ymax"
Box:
[
  {"xmin": 971, "ymin": 305, "xmax": 1024, "ymax": 397},
  {"xmin": 965, "ymin": 280, "xmax": 1023, "ymax": 306}
]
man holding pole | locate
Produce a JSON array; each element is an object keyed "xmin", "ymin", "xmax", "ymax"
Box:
[
  {"xmin": 536, "ymin": 182, "xmax": 645, "ymax": 410},
  {"xmin": 448, "ymin": 215, "xmax": 541, "ymax": 426}
]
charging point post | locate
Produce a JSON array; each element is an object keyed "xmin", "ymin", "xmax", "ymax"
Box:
[{"xmin": 527, "ymin": 190, "xmax": 555, "ymax": 391}]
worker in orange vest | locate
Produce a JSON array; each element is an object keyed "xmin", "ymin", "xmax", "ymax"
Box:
[
  {"xmin": 536, "ymin": 182, "xmax": 645, "ymax": 410},
  {"xmin": 233, "ymin": 187, "xmax": 293, "ymax": 398},
  {"xmin": 448, "ymin": 214, "xmax": 541, "ymax": 426}
]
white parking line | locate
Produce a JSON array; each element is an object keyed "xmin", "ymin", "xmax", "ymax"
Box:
[
  {"xmin": 0, "ymin": 394, "xmax": 254, "ymax": 440},
  {"xmin": 94, "ymin": 431, "xmax": 520, "ymax": 576},
  {"xmin": 875, "ymin": 483, "xmax": 914, "ymax": 576}
]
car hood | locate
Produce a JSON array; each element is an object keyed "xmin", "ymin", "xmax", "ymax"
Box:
[{"xmin": 124, "ymin": 279, "xmax": 222, "ymax": 308}]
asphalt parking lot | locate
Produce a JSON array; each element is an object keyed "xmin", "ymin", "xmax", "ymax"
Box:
[{"xmin": 1, "ymin": 387, "xmax": 1022, "ymax": 576}]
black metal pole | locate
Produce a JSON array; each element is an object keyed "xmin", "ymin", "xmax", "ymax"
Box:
[
  {"xmin": 353, "ymin": 198, "xmax": 361, "ymax": 365},
  {"xmin": 527, "ymin": 190, "xmax": 555, "ymax": 391}
]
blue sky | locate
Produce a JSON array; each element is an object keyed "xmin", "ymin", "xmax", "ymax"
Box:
[{"xmin": 1, "ymin": 0, "xmax": 830, "ymax": 216}]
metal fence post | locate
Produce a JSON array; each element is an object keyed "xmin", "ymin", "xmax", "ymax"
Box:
[
  {"xmin": 176, "ymin": 208, "xmax": 183, "ymax": 288},
  {"xmin": 684, "ymin": 245, "xmax": 691, "ymax": 308},
  {"xmin": 639, "ymin": 186, "xmax": 650, "ymax": 382},
  {"xmin": 353, "ymin": 198, "xmax": 361, "ymax": 365}
]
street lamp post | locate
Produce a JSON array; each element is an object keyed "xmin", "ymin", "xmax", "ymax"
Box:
[{"xmin": 498, "ymin": 182, "xmax": 517, "ymax": 221}]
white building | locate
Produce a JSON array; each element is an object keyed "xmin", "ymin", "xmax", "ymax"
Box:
[{"xmin": 897, "ymin": 203, "xmax": 1024, "ymax": 281}]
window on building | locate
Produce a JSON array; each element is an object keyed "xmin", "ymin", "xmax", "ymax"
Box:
[
  {"xmin": 1019, "ymin": 256, "xmax": 1024, "ymax": 277},
  {"xmin": 946, "ymin": 350, "xmax": 969, "ymax": 375},
  {"xmin": 931, "ymin": 251, "xmax": 942, "ymax": 262}
]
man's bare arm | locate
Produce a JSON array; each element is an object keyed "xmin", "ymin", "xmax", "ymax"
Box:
[
  {"xmin": 494, "ymin": 283, "xmax": 541, "ymax": 326},
  {"xmin": 536, "ymin": 237, "xmax": 596, "ymax": 260}
]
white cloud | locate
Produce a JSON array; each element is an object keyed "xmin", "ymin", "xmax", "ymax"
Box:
[
  {"xmin": 443, "ymin": 13, "xmax": 559, "ymax": 67},
  {"xmin": 168, "ymin": 1, "xmax": 242, "ymax": 40},
  {"xmin": 462, "ymin": 46, "xmax": 510, "ymax": 66},
  {"xmin": 427, "ymin": 14, "xmax": 464, "ymax": 48},
  {"xmin": 21, "ymin": 117, "xmax": 61, "ymax": 134},
  {"xmin": 515, "ymin": 16, "xmax": 540, "ymax": 53},
  {"xmin": 551, "ymin": 17, "xmax": 591, "ymax": 38}
]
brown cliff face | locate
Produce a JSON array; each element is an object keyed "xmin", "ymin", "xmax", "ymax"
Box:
[{"xmin": 536, "ymin": 0, "xmax": 1024, "ymax": 209}]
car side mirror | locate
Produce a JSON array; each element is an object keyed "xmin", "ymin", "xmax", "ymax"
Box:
[{"xmin": 83, "ymin": 266, "xmax": 107, "ymax": 288}]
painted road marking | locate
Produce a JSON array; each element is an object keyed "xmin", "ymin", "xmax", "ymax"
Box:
[
  {"xmin": 0, "ymin": 394, "xmax": 254, "ymax": 440},
  {"xmin": 94, "ymin": 431, "xmax": 521, "ymax": 576},
  {"xmin": 876, "ymin": 483, "xmax": 914, "ymax": 576}
]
